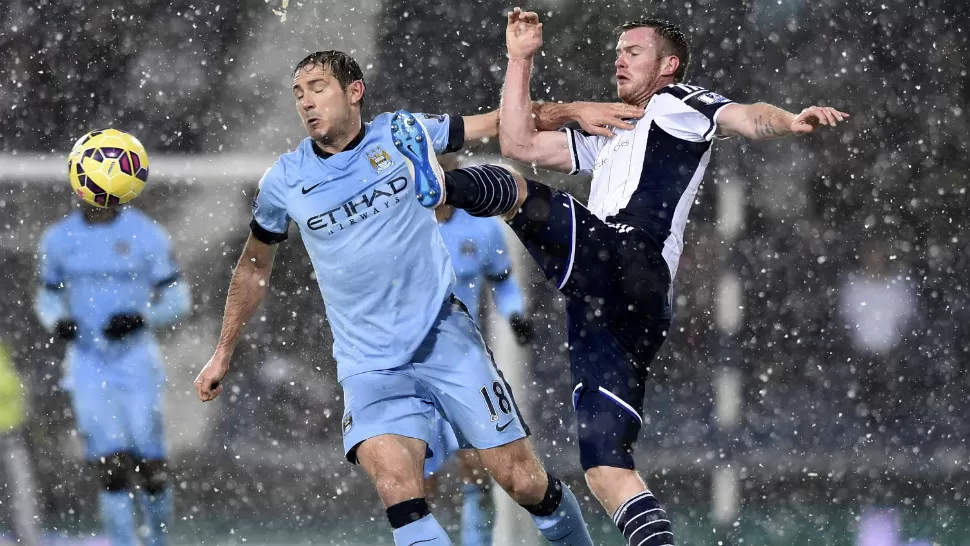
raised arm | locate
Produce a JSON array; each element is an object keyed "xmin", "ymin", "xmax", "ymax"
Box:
[
  {"xmin": 194, "ymin": 233, "xmax": 278, "ymax": 401},
  {"xmin": 499, "ymin": 9, "xmax": 573, "ymax": 172},
  {"xmin": 717, "ymin": 102, "xmax": 849, "ymax": 140}
]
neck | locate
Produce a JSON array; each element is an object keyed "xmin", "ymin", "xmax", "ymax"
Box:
[
  {"xmin": 632, "ymin": 77, "xmax": 674, "ymax": 109},
  {"xmin": 82, "ymin": 206, "xmax": 120, "ymax": 224},
  {"xmin": 435, "ymin": 205, "xmax": 456, "ymax": 223},
  {"xmin": 314, "ymin": 116, "xmax": 363, "ymax": 156}
]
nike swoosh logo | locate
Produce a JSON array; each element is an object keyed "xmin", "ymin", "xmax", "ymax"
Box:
[
  {"xmin": 407, "ymin": 144, "xmax": 417, "ymax": 155},
  {"xmin": 496, "ymin": 420, "xmax": 513, "ymax": 432},
  {"xmin": 407, "ymin": 540, "xmax": 437, "ymax": 546},
  {"xmin": 302, "ymin": 182, "xmax": 323, "ymax": 194}
]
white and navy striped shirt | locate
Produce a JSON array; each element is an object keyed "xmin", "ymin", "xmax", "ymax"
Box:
[{"xmin": 564, "ymin": 83, "xmax": 734, "ymax": 280}]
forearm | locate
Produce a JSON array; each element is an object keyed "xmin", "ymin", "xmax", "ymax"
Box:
[
  {"xmin": 499, "ymin": 57, "xmax": 539, "ymax": 159},
  {"xmin": 745, "ymin": 102, "xmax": 796, "ymax": 140},
  {"xmin": 491, "ymin": 277, "xmax": 525, "ymax": 319},
  {"xmin": 463, "ymin": 110, "xmax": 500, "ymax": 142},
  {"xmin": 215, "ymin": 261, "xmax": 271, "ymax": 359},
  {"xmin": 146, "ymin": 282, "xmax": 192, "ymax": 328},
  {"xmin": 34, "ymin": 287, "xmax": 68, "ymax": 332}
]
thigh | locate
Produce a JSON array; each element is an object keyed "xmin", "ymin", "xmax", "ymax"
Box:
[
  {"xmin": 339, "ymin": 367, "xmax": 436, "ymax": 465},
  {"xmin": 509, "ymin": 181, "xmax": 670, "ymax": 302},
  {"xmin": 70, "ymin": 383, "xmax": 127, "ymax": 460},
  {"xmin": 412, "ymin": 299, "xmax": 529, "ymax": 451},
  {"xmin": 124, "ymin": 385, "xmax": 167, "ymax": 460},
  {"xmin": 573, "ymin": 383, "xmax": 644, "ymax": 471}
]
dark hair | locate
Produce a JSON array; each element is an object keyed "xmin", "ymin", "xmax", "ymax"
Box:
[
  {"xmin": 293, "ymin": 50, "xmax": 366, "ymax": 101},
  {"xmin": 615, "ymin": 19, "xmax": 691, "ymax": 82}
]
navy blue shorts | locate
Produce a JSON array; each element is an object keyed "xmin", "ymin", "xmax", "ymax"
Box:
[{"xmin": 509, "ymin": 181, "xmax": 672, "ymax": 470}]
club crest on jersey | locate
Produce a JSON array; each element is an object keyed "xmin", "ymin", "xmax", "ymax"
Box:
[
  {"xmin": 460, "ymin": 241, "xmax": 477, "ymax": 256},
  {"xmin": 697, "ymin": 91, "xmax": 730, "ymax": 105},
  {"xmin": 114, "ymin": 241, "xmax": 131, "ymax": 256},
  {"xmin": 366, "ymin": 146, "xmax": 394, "ymax": 173}
]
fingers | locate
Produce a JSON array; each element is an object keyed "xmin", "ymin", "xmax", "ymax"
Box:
[
  {"xmin": 581, "ymin": 123, "xmax": 616, "ymax": 138},
  {"xmin": 519, "ymin": 10, "xmax": 540, "ymax": 24},
  {"xmin": 611, "ymin": 118, "xmax": 636, "ymax": 131},
  {"xmin": 194, "ymin": 372, "xmax": 223, "ymax": 402},
  {"xmin": 617, "ymin": 103, "xmax": 645, "ymax": 119},
  {"xmin": 507, "ymin": 7, "xmax": 520, "ymax": 25}
]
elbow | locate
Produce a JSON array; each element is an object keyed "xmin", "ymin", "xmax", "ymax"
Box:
[{"xmin": 499, "ymin": 137, "xmax": 535, "ymax": 164}]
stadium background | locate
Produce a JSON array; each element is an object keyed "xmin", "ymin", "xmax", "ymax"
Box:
[{"xmin": 1, "ymin": 0, "xmax": 968, "ymax": 544}]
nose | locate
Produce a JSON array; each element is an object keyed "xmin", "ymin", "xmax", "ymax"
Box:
[
  {"xmin": 615, "ymin": 55, "xmax": 626, "ymax": 70},
  {"xmin": 300, "ymin": 95, "xmax": 314, "ymax": 112}
]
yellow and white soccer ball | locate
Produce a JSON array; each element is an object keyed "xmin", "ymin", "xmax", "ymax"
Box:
[{"xmin": 67, "ymin": 128, "xmax": 149, "ymax": 208}]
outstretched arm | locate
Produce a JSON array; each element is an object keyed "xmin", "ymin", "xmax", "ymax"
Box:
[
  {"xmin": 717, "ymin": 102, "xmax": 849, "ymax": 140},
  {"xmin": 195, "ymin": 234, "xmax": 278, "ymax": 401}
]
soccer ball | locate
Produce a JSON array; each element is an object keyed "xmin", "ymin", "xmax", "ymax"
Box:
[{"xmin": 67, "ymin": 128, "xmax": 149, "ymax": 208}]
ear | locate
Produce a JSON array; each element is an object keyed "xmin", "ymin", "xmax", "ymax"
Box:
[
  {"xmin": 661, "ymin": 55, "xmax": 680, "ymax": 79},
  {"xmin": 348, "ymin": 80, "xmax": 366, "ymax": 106}
]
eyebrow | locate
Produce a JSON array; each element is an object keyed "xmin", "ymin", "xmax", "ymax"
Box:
[
  {"xmin": 615, "ymin": 44, "xmax": 644, "ymax": 53},
  {"xmin": 292, "ymin": 77, "xmax": 327, "ymax": 91}
]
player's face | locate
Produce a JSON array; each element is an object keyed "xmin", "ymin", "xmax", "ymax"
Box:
[
  {"xmin": 615, "ymin": 27, "xmax": 672, "ymax": 104},
  {"xmin": 292, "ymin": 64, "xmax": 357, "ymax": 141}
]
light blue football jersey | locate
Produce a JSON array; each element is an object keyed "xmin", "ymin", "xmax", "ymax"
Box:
[
  {"xmin": 251, "ymin": 113, "xmax": 462, "ymax": 381},
  {"xmin": 37, "ymin": 208, "xmax": 180, "ymax": 387},
  {"xmin": 438, "ymin": 209, "xmax": 525, "ymax": 323}
]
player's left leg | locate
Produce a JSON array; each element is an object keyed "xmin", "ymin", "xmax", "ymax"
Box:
[
  {"xmin": 414, "ymin": 297, "xmax": 593, "ymax": 546},
  {"xmin": 127, "ymin": 373, "xmax": 172, "ymax": 546}
]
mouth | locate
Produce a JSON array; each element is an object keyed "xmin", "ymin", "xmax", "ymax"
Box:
[
  {"xmin": 616, "ymin": 74, "xmax": 629, "ymax": 84},
  {"xmin": 307, "ymin": 117, "xmax": 320, "ymax": 127}
]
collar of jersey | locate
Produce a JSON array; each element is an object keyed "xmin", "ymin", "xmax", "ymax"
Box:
[{"xmin": 312, "ymin": 125, "xmax": 367, "ymax": 159}]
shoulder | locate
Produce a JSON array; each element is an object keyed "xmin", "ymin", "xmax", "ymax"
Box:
[
  {"xmin": 655, "ymin": 83, "xmax": 732, "ymax": 111},
  {"xmin": 40, "ymin": 213, "xmax": 77, "ymax": 246},
  {"xmin": 123, "ymin": 209, "xmax": 171, "ymax": 243}
]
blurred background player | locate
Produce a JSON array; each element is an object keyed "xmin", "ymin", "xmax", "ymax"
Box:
[
  {"xmin": 424, "ymin": 154, "xmax": 536, "ymax": 546},
  {"xmin": 34, "ymin": 202, "xmax": 191, "ymax": 546},
  {"xmin": 0, "ymin": 339, "xmax": 41, "ymax": 546}
]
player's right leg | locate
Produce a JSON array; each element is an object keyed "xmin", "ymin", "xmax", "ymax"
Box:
[
  {"xmin": 340, "ymin": 366, "xmax": 451, "ymax": 546},
  {"xmin": 70, "ymin": 383, "xmax": 139, "ymax": 546},
  {"xmin": 414, "ymin": 298, "xmax": 593, "ymax": 546}
]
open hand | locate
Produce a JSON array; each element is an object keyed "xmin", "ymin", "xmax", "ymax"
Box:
[{"xmin": 791, "ymin": 106, "xmax": 849, "ymax": 134}]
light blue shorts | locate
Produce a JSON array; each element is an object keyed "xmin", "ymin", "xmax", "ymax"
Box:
[
  {"xmin": 340, "ymin": 297, "xmax": 529, "ymax": 464},
  {"xmin": 70, "ymin": 380, "xmax": 167, "ymax": 461}
]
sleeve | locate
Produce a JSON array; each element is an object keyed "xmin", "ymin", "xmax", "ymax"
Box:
[
  {"xmin": 250, "ymin": 163, "xmax": 291, "ymax": 245},
  {"xmin": 483, "ymin": 220, "xmax": 525, "ymax": 319},
  {"xmin": 562, "ymin": 127, "xmax": 607, "ymax": 175},
  {"xmin": 147, "ymin": 227, "xmax": 181, "ymax": 287},
  {"xmin": 37, "ymin": 230, "xmax": 64, "ymax": 290},
  {"xmin": 656, "ymin": 85, "xmax": 735, "ymax": 142},
  {"xmin": 415, "ymin": 113, "xmax": 464, "ymax": 155}
]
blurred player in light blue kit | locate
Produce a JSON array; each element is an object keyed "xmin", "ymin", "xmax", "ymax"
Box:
[
  {"xmin": 34, "ymin": 203, "xmax": 191, "ymax": 546},
  {"xmin": 425, "ymin": 155, "xmax": 535, "ymax": 546}
]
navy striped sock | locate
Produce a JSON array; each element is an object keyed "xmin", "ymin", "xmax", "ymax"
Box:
[
  {"xmin": 613, "ymin": 490, "xmax": 674, "ymax": 546},
  {"xmin": 444, "ymin": 164, "xmax": 519, "ymax": 217}
]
